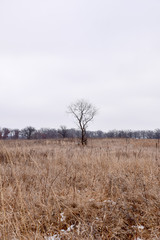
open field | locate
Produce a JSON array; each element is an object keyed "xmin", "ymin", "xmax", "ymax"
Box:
[{"xmin": 0, "ymin": 138, "xmax": 160, "ymax": 239}]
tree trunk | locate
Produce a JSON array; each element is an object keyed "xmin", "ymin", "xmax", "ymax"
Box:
[{"xmin": 81, "ymin": 128, "xmax": 87, "ymax": 145}]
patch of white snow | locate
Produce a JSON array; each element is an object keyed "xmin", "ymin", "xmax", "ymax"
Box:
[
  {"xmin": 46, "ymin": 234, "xmax": 60, "ymax": 240},
  {"xmin": 132, "ymin": 225, "xmax": 144, "ymax": 230},
  {"xmin": 137, "ymin": 225, "xmax": 144, "ymax": 230},
  {"xmin": 89, "ymin": 198, "xmax": 95, "ymax": 201},
  {"xmin": 60, "ymin": 212, "xmax": 66, "ymax": 222},
  {"xmin": 103, "ymin": 199, "xmax": 116, "ymax": 205},
  {"xmin": 67, "ymin": 224, "xmax": 74, "ymax": 232},
  {"xmin": 46, "ymin": 224, "xmax": 75, "ymax": 240},
  {"xmin": 134, "ymin": 238, "xmax": 143, "ymax": 240}
]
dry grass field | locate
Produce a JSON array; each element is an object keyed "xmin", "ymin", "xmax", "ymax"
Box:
[{"xmin": 0, "ymin": 138, "xmax": 159, "ymax": 240}]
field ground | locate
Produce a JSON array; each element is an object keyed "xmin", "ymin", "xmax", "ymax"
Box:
[{"xmin": 0, "ymin": 138, "xmax": 160, "ymax": 239}]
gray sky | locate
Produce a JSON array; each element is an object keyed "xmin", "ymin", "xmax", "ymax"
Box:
[{"xmin": 0, "ymin": 0, "xmax": 160, "ymax": 131}]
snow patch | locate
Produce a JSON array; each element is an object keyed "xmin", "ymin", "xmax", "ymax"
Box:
[
  {"xmin": 103, "ymin": 199, "xmax": 116, "ymax": 205},
  {"xmin": 46, "ymin": 234, "xmax": 60, "ymax": 240},
  {"xmin": 137, "ymin": 225, "xmax": 144, "ymax": 230},
  {"xmin": 46, "ymin": 224, "xmax": 75, "ymax": 240},
  {"xmin": 89, "ymin": 198, "xmax": 95, "ymax": 201},
  {"xmin": 66, "ymin": 224, "xmax": 74, "ymax": 232},
  {"xmin": 132, "ymin": 225, "xmax": 144, "ymax": 230},
  {"xmin": 60, "ymin": 212, "xmax": 66, "ymax": 222}
]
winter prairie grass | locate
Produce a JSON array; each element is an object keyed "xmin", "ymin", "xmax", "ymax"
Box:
[{"xmin": 0, "ymin": 138, "xmax": 159, "ymax": 239}]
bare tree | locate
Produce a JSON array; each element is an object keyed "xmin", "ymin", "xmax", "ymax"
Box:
[
  {"xmin": 11, "ymin": 129, "xmax": 20, "ymax": 139},
  {"xmin": 68, "ymin": 99, "xmax": 97, "ymax": 145},
  {"xmin": 20, "ymin": 126, "xmax": 36, "ymax": 140},
  {"xmin": 0, "ymin": 128, "xmax": 2, "ymax": 139},
  {"xmin": 2, "ymin": 128, "xmax": 10, "ymax": 139},
  {"xmin": 58, "ymin": 125, "xmax": 68, "ymax": 138}
]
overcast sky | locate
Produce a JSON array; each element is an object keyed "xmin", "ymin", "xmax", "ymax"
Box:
[{"xmin": 0, "ymin": 0, "xmax": 160, "ymax": 131}]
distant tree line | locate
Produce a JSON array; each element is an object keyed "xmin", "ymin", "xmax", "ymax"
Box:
[{"xmin": 0, "ymin": 126, "xmax": 160, "ymax": 140}]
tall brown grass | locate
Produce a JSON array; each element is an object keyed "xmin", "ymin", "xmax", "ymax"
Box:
[{"xmin": 0, "ymin": 138, "xmax": 159, "ymax": 239}]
